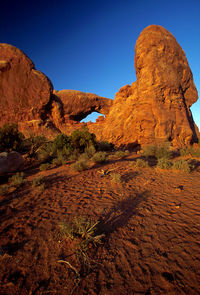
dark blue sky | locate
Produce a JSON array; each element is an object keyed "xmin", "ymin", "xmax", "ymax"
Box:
[{"xmin": 1, "ymin": 0, "xmax": 200, "ymax": 126}]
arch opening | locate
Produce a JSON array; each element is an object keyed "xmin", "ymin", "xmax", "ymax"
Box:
[{"xmin": 80, "ymin": 112, "xmax": 105, "ymax": 123}]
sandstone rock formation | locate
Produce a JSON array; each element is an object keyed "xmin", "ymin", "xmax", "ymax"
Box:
[
  {"xmin": 53, "ymin": 90, "xmax": 112, "ymax": 122},
  {"xmin": 101, "ymin": 25, "xmax": 199, "ymax": 147},
  {"xmin": 0, "ymin": 44, "xmax": 53, "ymax": 125},
  {"xmin": 0, "ymin": 43, "xmax": 112, "ymax": 138},
  {"xmin": 0, "ymin": 25, "xmax": 199, "ymax": 148}
]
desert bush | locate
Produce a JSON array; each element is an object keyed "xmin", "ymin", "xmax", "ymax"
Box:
[
  {"xmin": 71, "ymin": 159, "xmax": 90, "ymax": 172},
  {"xmin": 172, "ymin": 159, "xmax": 192, "ymax": 173},
  {"xmin": 131, "ymin": 158, "xmax": 148, "ymax": 168},
  {"xmin": 32, "ymin": 176, "xmax": 44, "ymax": 187},
  {"xmin": 68, "ymin": 150, "xmax": 80, "ymax": 161},
  {"xmin": 84, "ymin": 145, "xmax": 96, "ymax": 158},
  {"xmin": 0, "ymin": 184, "xmax": 10, "ymax": 195},
  {"xmin": 0, "ymin": 123, "xmax": 25, "ymax": 152},
  {"xmin": 157, "ymin": 158, "xmax": 172, "ymax": 169},
  {"xmin": 180, "ymin": 146, "xmax": 200, "ymax": 158},
  {"xmin": 23, "ymin": 135, "xmax": 47, "ymax": 154},
  {"xmin": 39, "ymin": 163, "xmax": 51, "ymax": 171},
  {"xmin": 92, "ymin": 151, "xmax": 108, "ymax": 164},
  {"xmin": 36, "ymin": 142, "xmax": 55, "ymax": 163},
  {"xmin": 114, "ymin": 150, "xmax": 129, "ymax": 159},
  {"xmin": 70, "ymin": 128, "xmax": 96, "ymax": 153},
  {"xmin": 110, "ymin": 172, "xmax": 122, "ymax": 183},
  {"xmin": 59, "ymin": 216, "xmax": 104, "ymax": 273},
  {"xmin": 9, "ymin": 172, "xmax": 25, "ymax": 187},
  {"xmin": 60, "ymin": 216, "xmax": 104, "ymax": 245},
  {"xmin": 52, "ymin": 133, "xmax": 73, "ymax": 152},
  {"xmin": 143, "ymin": 142, "xmax": 171, "ymax": 159}
]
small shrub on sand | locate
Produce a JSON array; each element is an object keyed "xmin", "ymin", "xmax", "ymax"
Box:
[
  {"xmin": 172, "ymin": 159, "xmax": 192, "ymax": 173},
  {"xmin": 60, "ymin": 216, "xmax": 104, "ymax": 245},
  {"xmin": 131, "ymin": 158, "xmax": 148, "ymax": 168},
  {"xmin": 0, "ymin": 123, "xmax": 24, "ymax": 152},
  {"xmin": 59, "ymin": 216, "xmax": 104, "ymax": 274},
  {"xmin": 157, "ymin": 158, "xmax": 172, "ymax": 169},
  {"xmin": 70, "ymin": 128, "xmax": 96, "ymax": 153},
  {"xmin": 92, "ymin": 151, "xmax": 108, "ymax": 164},
  {"xmin": 114, "ymin": 150, "xmax": 129, "ymax": 159},
  {"xmin": 180, "ymin": 146, "xmax": 200, "ymax": 158},
  {"xmin": 32, "ymin": 176, "xmax": 44, "ymax": 187},
  {"xmin": 110, "ymin": 172, "xmax": 122, "ymax": 183},
  {"xmin": 37, "ymin": 142, "xmax": 55, "ymax": 163},
  {"xmin": 71, "ymin": 159, "xmax": 90, "ymax": 172},
  {"xmin": 39, "ymin": 163, "xmax": 51, "ymax": 171},
  {"xmin": 0, "ymin": 184, "xmax": 10, "ymax": 196},
  {"xmin": 143, "ymin": 142, "xmax": 171, "ymax": 159},
  {"xmin": 9, "ymin": 172, "xmax": 25, "ymax": 187},
  {"xmin": 32, "ymin": 176, "xmax": 45, "ymax": 191},
  {"xmin": 68, "ymin": 150, "xmax": 80, "ymax": 161},
  {"xmin": 52, "ymin": 150, "xmax": 68, "ymax": 166},
  {"xmin": 84, "ymin": 145, "xmax": 96, "ymax": 158}
]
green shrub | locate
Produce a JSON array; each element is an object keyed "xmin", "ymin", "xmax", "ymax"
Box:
[
  {"xmin": 131, "ymin": 158, "xmax": 148, "ymax": 168},
  {"xmin": 52, "ymin": 133, "xmax": 73, "ymax": 151},
  {"xmin": 23, "ymin": 135, "xmax": 47, "ymax": 154},
  {"xmin": 71, "ymin": 159, "xmax": 90, "ymax": 172},
  {"xmin": 172, "ymin": 159, "xmax": 192, "ymax": 173},
  {"xmin": 36, "ymin": 142, "xmax": 55, "ymax": 162},
  {"xmin": 60, "ymin": 216, "xmax": 104, "ymax": 244},
  {"xmin": 143, "ymin": 142, "xmax": 171, "ymax": 159},
  {"xmin": 157, "ymin": 158, "xmax": 172, "ymax": 169},
  {"xmin": 0, "ymin": 184, "xmax": 10, "ymax": 195},
  {"xmin": 0, "ymin": 123, "xmax": 25, "ymax": 152},
  {"xmin": 9, "ymin": 172, "xmax": 25, "ymax": 187},
  {"xmin": 92, "ymin": 151, "xmax": 107, "ymax": 164},
  {"xmin": 39, "ymin": 163, "xmax": 51, "ymax": 171},
  {"xmin": 84, "ymin": 145, "xmax": 96, "ymax": 158},
  {"xmin": 32, "ymin": 176, "xmax": 44, "ymax": 187},
  {"xmin": 59, "ymin": 216, "xmax": 105, "ymax": 273},
  {"xmin": 110, "ymin": 173, "xmax": 122, "ymax": 183},
  {"xmin": 114, "ymin": 150, "xmax": 129, "ymax": 159},
  {"xmin": 68, "ymin": 150, "xmax": 80, "ymax": 161},
  {"xmin": 70, "ymin": 128, "xmax": 96, "ymax": 153},
  {"xmin": 180, "ymin": 147, "xmax": 200, "ymax": 158}
]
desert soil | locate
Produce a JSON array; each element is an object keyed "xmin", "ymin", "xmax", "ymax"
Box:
[{"xmin": 0, "ymin": 154, "xmax": 200, "ymax": 295}]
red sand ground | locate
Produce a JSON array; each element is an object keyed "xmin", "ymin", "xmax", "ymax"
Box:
[{"xmin": 0, "ymin": 154, "xmax": 200, "ymax": 295}]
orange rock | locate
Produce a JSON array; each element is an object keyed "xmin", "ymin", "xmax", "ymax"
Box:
[
  {"xmin": 101, "ymin": 25, "xmax": 199, "ymax": 147},
  {"xmin": 53, "ymin": 89, "xmax": 113, "ymax": 122},
  {"xmin": 0, "ymin": 43, "xmax": 53, "ymax": 125}
]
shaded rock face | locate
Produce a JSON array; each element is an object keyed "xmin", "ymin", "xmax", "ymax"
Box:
[
  {"xmin": 0, "ymin": 44, "xmax": 53, "ymax": 125},
  {"xmin": 0, "ymin": 152, "xmax": 24, "ymax": 176},
  {"xmin": 102, "ymin": 25, "xmax": 199, "ymax": 147}
]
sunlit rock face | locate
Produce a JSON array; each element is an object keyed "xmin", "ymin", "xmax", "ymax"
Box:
[
  {"xmin": 0, "ymin": 43, "xmax": 53, "ymax": 125},
  {"xmin": 101, "ymin": 25, "xmax": 199, "ymax": 147},
  {"xmin": 0, "ymin": 25, "xmax": 199, "ymax": 147}
]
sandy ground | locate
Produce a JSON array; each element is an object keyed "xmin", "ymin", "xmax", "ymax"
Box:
[{"xmin": 0, "ymin": 154, "xmax": 200, "ymax": 295}]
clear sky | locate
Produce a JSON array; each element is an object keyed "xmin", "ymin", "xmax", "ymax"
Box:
[{"xmin": 1, "ymin": 0, "xmax": 200, "ymax": 127}]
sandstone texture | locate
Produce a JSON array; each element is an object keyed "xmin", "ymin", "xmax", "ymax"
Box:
[
  {"xmin": 0, "ymin": 25, "xmax": 199, "ymax": 147},
  {"xmin": 0, "ymin": 151, "xmax": 24, "ymax": 175},
  {"xmin": 101, "ymin": 25, "xmax": 199, "ymax": 147},
  {"xmin": 0, "ymin": 44, "xmax": 53, "ymax": 125},
  {"xmin": 0, "ymin": 43, "xmax": 112, "ymax": 138},
  {"xmin": 53, "ymin": 89, "xmax": 112, "ymax": 121}
]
